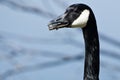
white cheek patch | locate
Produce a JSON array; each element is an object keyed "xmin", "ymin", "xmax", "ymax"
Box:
[{"xmin": 71, "ymin": 9, "xmax": 90, "ymax": 28}]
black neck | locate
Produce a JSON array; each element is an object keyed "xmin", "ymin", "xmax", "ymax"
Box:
[{"xmin": 82, "ymin": 12, "xmax": 100, "ymax": 80}]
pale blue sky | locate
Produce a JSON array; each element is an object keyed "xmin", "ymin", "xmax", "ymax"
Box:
[{"xmin": 0, "ymin": 0, "xmax": 120, "ymax": 80}]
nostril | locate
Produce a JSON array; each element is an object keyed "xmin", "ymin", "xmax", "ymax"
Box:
[{"xmin": 56, "ymin": 18, "xmax": 62, "ymax": 21}]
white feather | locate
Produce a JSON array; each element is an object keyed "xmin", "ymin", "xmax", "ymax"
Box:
[{"xmin": 71, "ymin": 9, "xmax": 90, "ymax": 28}]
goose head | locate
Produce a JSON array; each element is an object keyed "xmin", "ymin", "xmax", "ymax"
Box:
[{"xmin": 48, "ymin": 4, "xmax": 92, "ymax": 30}]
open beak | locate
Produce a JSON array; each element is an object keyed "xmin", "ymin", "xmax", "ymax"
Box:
[{"xmin": 48, "ymin": 14, "xmax": 69, "ymax": 30}]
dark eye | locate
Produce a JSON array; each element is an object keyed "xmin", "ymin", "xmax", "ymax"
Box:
[{"xmin": 74, "ymin": 10, "xmax": 79, "ymax": 13}]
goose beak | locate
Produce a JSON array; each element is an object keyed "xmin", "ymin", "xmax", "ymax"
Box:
[{"xmin": 48, "ymin": 14, "xmax": 69, "ymax": 30}]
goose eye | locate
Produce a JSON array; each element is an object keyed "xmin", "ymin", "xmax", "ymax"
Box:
[
  {"xmin": 74, "ymin": 10, "xmax": 79, "ymax": 13},
  {"xmin": 73, "ymin": 7, "xmax": 78, "ymax": 13},
  {"xmin": 74, "ymin": 9, "xmax": 82, "ymax": 14}
]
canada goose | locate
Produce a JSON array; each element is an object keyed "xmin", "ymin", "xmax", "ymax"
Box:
[{"xmin": 48, "ymin": 4, "xmax": 100, "ymax": 80}]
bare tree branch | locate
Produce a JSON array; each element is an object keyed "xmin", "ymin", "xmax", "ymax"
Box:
[
  {"xmin": 0, "ymin": 0, "xmax": 57, "ymax": 18},
  {"xmin": 0, "ymin": 54, "xmax": 84, "ymax": 80}
]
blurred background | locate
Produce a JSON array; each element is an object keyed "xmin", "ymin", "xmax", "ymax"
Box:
[{"xmin": 0, "ymin": 0, "xmax": 120, "ymax": 80}]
